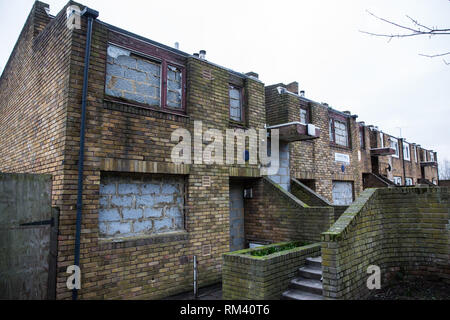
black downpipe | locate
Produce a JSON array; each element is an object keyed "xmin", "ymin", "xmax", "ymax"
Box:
[
  {"xmin": 400, "ymin": 138, "xmax": 407, "ymax": 186},
  {"xmin": 73, "ymin": 7, "xmax": 98, "ymax": 301}
]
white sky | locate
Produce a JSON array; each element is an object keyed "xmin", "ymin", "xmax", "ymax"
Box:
[{"xmin": 1, "ymin": 0, "xmax": 449, "ymax": 161}]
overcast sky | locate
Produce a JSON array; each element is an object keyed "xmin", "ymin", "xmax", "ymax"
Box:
[{"xmin": 1, "ymin": 0, "xmax": 449, "ymax": 161}]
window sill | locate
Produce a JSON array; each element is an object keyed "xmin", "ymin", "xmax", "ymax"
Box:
[
  {"xmin": 228, "ymin": 120, "xmax": 248, "ymax": 129},
  {"xmin": 330, "ymin": 143, "xmax": 352, "ymax": 151},
  {"xmin": 98, "ymin": 230, "xmax": 189, "ymax": 250},
  {"xmin": 104, "ymin": 97, "xmax": 188, "ymax": 117},
  {"xmin": 104, "ymin": 98, "xmax": 190, "ymax": 123}
]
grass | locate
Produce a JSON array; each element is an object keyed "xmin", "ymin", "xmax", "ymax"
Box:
[{"xmin": 249, "ymin": 241, "xmax": 309, "ymax": 257}]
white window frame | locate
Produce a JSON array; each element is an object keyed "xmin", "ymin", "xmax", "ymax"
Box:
[
  {"xmin": 393, "ymin": 176, "xmax": 402, "ymax": 185},
  {"xmin": 430, "ymin": 152, "xmax": 435, "ymax": 162},
  {"xmin": 403, "ymin": 142, "xmax": 410, "ymax": 161},
  {"xmin": 390, "ymin": 137, "xmax": 399, "ymax": 158},
  {"xmin": 405, "ymin": 178, "xmax": 413, "ymax": 186},
  {"xmin": 380, "ymin": 132, "xmax": 384, "ymax": 148}
]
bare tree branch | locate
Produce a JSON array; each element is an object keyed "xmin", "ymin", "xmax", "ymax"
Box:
[
  {"xmin": 360, "ymin": 10, "xmax": 450, "ymax": 39},
  {"xmin": 361, "ymin": 9, "xmax": 450, "ymax": 65},
  {"xmin": 419, "ymin": 52, "xmax": 450, "ymax": 58}
]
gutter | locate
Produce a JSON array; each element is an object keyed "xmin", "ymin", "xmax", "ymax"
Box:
[{"xmin": 73, "ymin": 7, "xmax": 99, "ymax": 301}]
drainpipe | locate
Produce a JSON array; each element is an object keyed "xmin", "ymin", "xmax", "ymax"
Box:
[
  {"xmin": 73, "ymin": 7, "xmax": 99, "ymax": 301},
  {"xmin": 400, "ymin": 138, "xmax": 406, "ymax": 186}
]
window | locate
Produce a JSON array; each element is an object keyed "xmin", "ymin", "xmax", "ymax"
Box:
[
  {"xmin": 99, "ymin": 173, "xmax": 185, "ymax": 239},
  {"xmin": 329, "ymin": 115, "xmax": 349, "ymax": 147},
  {"xmin": 229, "ymin": 85, "xmax": 243, "ymax": 122},
  {"xmin": 105, "ymin": 44, "xmax": 185, "ymax": 112},
  {"xmin": 393, "ymin": 176, "xmax": 402, "ymax": 185},
  {"xmin": 390, "ymin": 137, "xmax": 399, "ymax": 158},
  {"xmin": 300, "ymin": 108, "xmax": 308, "ymax": 124},
  {"xmin": 334, "ymin": 120, "xmax": 348, "ymax": 147},
  {"xmin": 329, "ymin": 119, "xmax": 334, "ymax": 142},
  {"xmin": 359, "ymin": 126, "xmax": 365, "ymax": 149},
  {"xmin": 414, "ymin": 146, "xmax": 418, "ymax": 163},
  {"xmin": 430, "ymin": 152, "xmax": 435, "ymax": 162},
  {"xmin": 380, "ymin": 132, "xmax": 384, "ymax": 148},
  {"xmin": 167, "ymin": 65, "xmax": 183, "ymax": 109},
  {"xmin": 403, "ymin": 141, "xmax": 410, "ymax": 161},
  {"xmin": 405, "ymin": 178, "xmax": 413, "ymax": 186},
  {"xmin": 332, "ymin": 181, "xmax": 353, "ymax": 205}
]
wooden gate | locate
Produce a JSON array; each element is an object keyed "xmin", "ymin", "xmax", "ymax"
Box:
[{"xmin": 0, "ymin": 173, "xmax": 58, "ymax": 299}]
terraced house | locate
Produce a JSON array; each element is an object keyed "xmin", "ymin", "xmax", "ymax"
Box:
[{"xmin": 0, "ymin": 1, "xmax": 440, "ymax": 300}]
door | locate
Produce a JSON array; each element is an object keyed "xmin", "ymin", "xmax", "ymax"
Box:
[
  {"xmin": 332, "ymin": 181, "xmax": 353, "ymax": 205},
  {"xmin": 0, "ymin": 173, "xmax": 57, "ymax": 299},
  {"xmin": 229, "ymin": 183, "xmax": 245, "ymax": 252}
]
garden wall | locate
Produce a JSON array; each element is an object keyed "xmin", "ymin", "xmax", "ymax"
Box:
[
  {"xmin": 244, "ymin": 178, "xmax": 335, "ymax": 244},
  {"xmin": 322, "ymin": 187, "xmax": 450, "ymax": 299},
  {"xmin": 222, "ymin": 242, "xmax": 321, "ymax": 300}
]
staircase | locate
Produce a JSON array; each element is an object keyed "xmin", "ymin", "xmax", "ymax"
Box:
[{"xmin": 282, "ymin": 256, "xmax": 324, "ymax": 300}]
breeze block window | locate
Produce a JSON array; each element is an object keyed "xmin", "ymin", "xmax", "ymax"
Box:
[
  {"xmin": 99, "ymin": 173, "xmax": 185, "ymax": 239},
  {"xmin": 105, "ymin": 42, "xmax": 186, "ymax": 112}
]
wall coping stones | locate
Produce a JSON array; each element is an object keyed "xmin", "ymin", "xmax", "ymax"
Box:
[
  {"xmin": 100, "ymin": 158, "xmax": 190, "ymax": 175},
  {"xmin": 98, "ymin": 230, "xmax": 189, "ymax": 250}
]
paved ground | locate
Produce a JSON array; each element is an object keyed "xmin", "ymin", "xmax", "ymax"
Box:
[
  {"xmin": 368, "ymin": 279, "xmax": 450, "ymax": 300},
  {"xmin": 162, "ymin": 283, "xmax": 222, "ymax": 300}
]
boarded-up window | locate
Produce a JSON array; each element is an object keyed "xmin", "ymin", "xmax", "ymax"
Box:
[
  {"xmin": 105, "ymin": 45, "xmax": 161, "ymax": 106},
  {"xmin": 99, "ymin": 173, "xmax": 185, "ymax": 239},
  {"xmin": 167, "ymin": 65, "xmax": 183, "ymax": 109},
  {"xmin": 300, "ymin": 108, "xmax": 308, "ymax": 124},
  {"xmin": 229, "ymin": 85, "xmax": 242, "ymax": 122},
  {"xmin": 332, "ymin": 181, "xmax": 353, "ymax": 205},
  {"xmin": 334, "ymin": 120, "xmax": 348, "ymax": 147}
]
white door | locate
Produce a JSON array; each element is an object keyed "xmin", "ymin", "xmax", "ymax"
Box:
[{"xmin": 332, "ymin": 181, "xmax": 353, "ymax": 205}]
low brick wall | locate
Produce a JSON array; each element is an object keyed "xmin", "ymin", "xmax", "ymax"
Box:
[
  {"xmin": 222, "ymin": 242, "xmax": 321, "ymax": 300},
  {"xmin": 245, "ymin": 178, "xmax": 335, "ymax": 244},
  {"xmin": 322, "ymin": 187, "xmax": 450, "ymax": 299},
  {"xmin": 290, "ymin": 178, "xmax": 330, "ymax": 207}
]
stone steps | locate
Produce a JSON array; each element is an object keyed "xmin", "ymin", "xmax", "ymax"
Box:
[{"xmin": 281, "ymin": 255, "xmax": 323, "ymax": 300}]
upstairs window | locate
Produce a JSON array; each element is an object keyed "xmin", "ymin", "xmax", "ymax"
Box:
[
  {"xmin": 229, "ymin": 85, "xmax": 243, "ymax": 122},
  {"xmin": 380, "ymin": 132, "xmax": 384, "ymax": 148},
  {"xmin": 334, "ymin": 120, "xmax": 348, "ymax": 147},
  {"xmin": 430, "ymin": 152, "xmax": 435, "ymax": 162},
  {"xmin": 390, "ymin": 137, "xmax": 399, "ymax": 158},
  {"xmin": 329, "ymin": 115, "xmax": 349, "ymax": 147},
  {"xmin": 414, "ymin": 146, "xmax": 418, "ymax": 163},
  {"xmin": 105, "ymin": 44, "xmax": 185, "ymax": 113},
  {"xmin": 403, "ymin": 142, "xmax": 411, "ymax": 161},
  {"xmin": 300, "ymin": 108, "xmax": 308, "ymax": 124},
  {"xmin": 329, "ymin": 119, "xmax": 334, "ymax": 142},
  {"xmin": 359, "ymin": 126, "xmax": 365, "ymax": 149}
]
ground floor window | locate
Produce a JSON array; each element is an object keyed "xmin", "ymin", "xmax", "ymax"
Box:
[
  {"xmin": 332, "ymin": 181, "xmax": 353, "ymax": 205},
  {"xmin": 393, "ymin": 176, "xmax": 402, "ymax": 185},
  {"xmin": 99, "ymin": 173, "xmax": 185, "ymax": 239},
  {"xmin": 405, "ymin": 178, "xmax": 413, "ymax": 186}
]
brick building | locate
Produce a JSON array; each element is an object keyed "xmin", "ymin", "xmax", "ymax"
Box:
[
  {"xmin": 265, "ymin": 83, "xmax": 439, "ymax": 205},
  {"xmin": 0, "ymin": 1, "xmax": 439, "ymax": 299}
]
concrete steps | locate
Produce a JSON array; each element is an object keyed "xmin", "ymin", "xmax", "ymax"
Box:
[{"xmin": 281, "ymin": 255, "xmax": 323, "ymax": 300}]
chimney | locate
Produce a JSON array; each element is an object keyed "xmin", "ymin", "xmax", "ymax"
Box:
[
  {"xmin": 286, "ymin": 82, "xmax": 298, "ymax": 95},
  {"xmin": 199, "ymin": 50, "xmax": 206, "ymax": 60},
  {"xmin": 343, "ymin": 111, "xmax": 351, "ymax": 115},
  {"xmin": 174, "ymin": 42, "xmax": 179, "ymax": 50},
  {"xmin": 193, "ymin": 53, "xmax": 199, "ymax": 58},
  {"xmin": 299, "ymin": 90, "xmax": 305, "ymax": 97}
]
